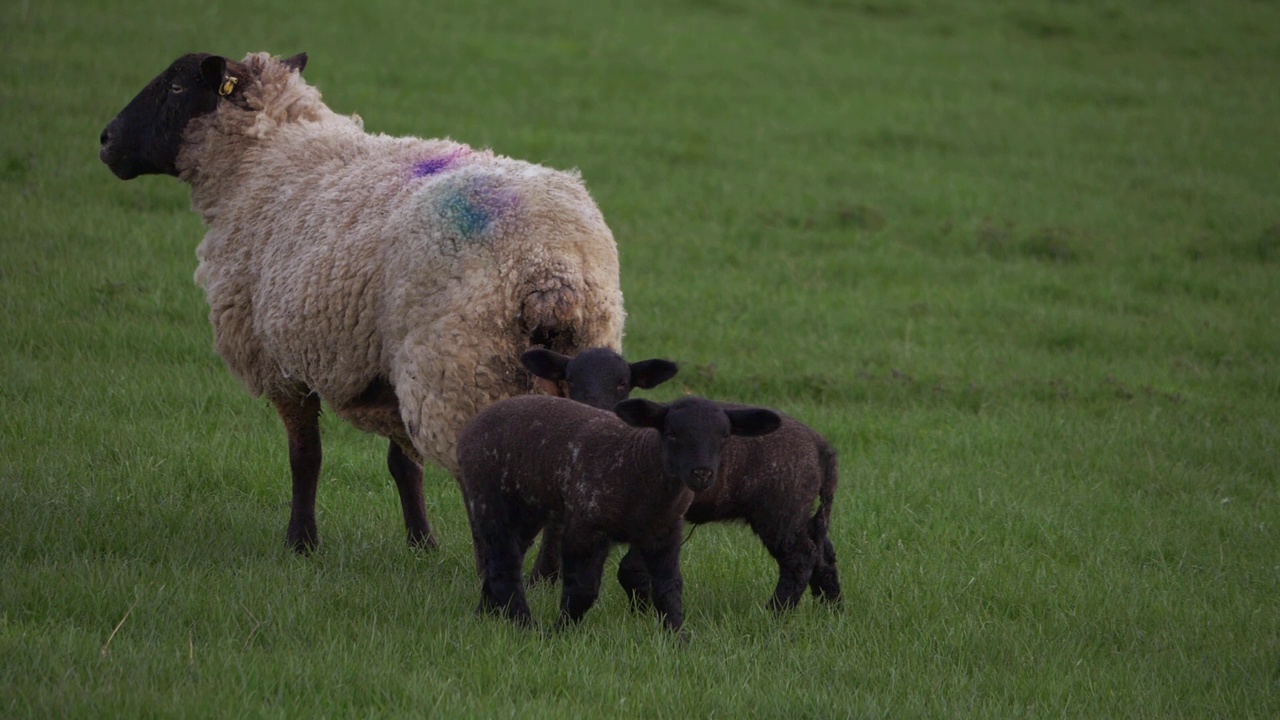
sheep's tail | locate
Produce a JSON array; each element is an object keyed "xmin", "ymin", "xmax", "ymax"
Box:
[
  {"xmin": 809, "ymin": 441, "xmax": 838, "ymax": 546},
  {"xmin": 807, "ymin": 440, "xmax": 842, "ymax": 603},
  {"xmin": 517, "ymin": 259, "xmax": 622, "ymax": 356}
]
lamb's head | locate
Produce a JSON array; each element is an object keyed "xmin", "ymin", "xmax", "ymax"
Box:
[
  {"xmin": 99, "ymin": 52, "xmax": 307, "ymax": 179},
  {"xmin": 615, "ymin": 396, "xmax": 781, "ymax": 492},
  {"xmin": 522, "ymin": 347, "xmax": 678, "ymax": 410}
]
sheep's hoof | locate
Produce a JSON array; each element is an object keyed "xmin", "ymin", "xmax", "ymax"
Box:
[
  {"xmin": 817, "ymin": 591, "xmax": 843, "ymax": 608},
  {"xmin": 407, "ymin": 528, "xmax": 439, "ymax": 551},
  {"xmin": 527, "ymin": 568, "xmax": 560, "ymax": 586},
  {"xmin": 286, "ymin": 529, "xmax": 320, "ymax": 554},
  {"xmin": 767, "ymin": 596, "xmax": 802, "ymax": 614}
]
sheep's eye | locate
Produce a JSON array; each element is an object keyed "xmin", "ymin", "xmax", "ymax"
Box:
[
  {"xmin": 665, "ymin": 433, "xmax": 679, "ymax": 442},
  {"xmin": 170, "ymin": 82, "xmax": 185, "ymax": 94},
  {"xmin": 615, "ymin": 382, "xmax": 628, "ymax": 392}
]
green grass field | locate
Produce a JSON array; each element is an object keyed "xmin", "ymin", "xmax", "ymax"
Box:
[{"xmin": 3, "ymin": 0, "xmax": 1278, "ymax": 716}]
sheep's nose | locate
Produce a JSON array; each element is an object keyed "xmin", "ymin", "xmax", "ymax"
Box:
[
  {"xmin": 99, "ymin": 123, "xmax": 116, "ymax": 165},
  {"xmin": 690, "ymin": 467, "xmax": 713, "ymax": 490}
]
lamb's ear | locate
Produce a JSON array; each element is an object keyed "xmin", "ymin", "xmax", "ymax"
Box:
[
  {"xmin": 521, "ymin": 348, "xmax": 570, "ymax": 381},
  {"xmin": 629, "ymin": 359, "xmax": 679, "ymax": 390},
  {"xmin": 282, "ymin": 52, "xmax": 308, "ymax": 73},
  {"xmin": 614, "ymin": 398, "xmax": 668, "ymax": 430},
  {"xmin": 725, "ymin": 408, "xmax": 782, "ymax": 437},
  {"xmin": 199, "ymin": 55, "xmax": 228, "ymax": 93}
]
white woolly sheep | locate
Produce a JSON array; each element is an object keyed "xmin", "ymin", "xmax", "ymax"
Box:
[
  {"xmin": 98, "ymin": 52, "xmax": 625, "ymax": 552},
  {"xmin": 456, "ymin": 394, "xmax": 782, "ymax": 633}
]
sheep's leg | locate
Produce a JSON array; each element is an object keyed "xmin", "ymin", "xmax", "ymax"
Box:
[
  {"xmin": 555, "ymin": 538, "xmax": 610, "ymax": 629},
  {"xmin": 386, "ymin": 441, "xmax": 436, "ymax": 550},
  {"xmin": 616, "ymin": 546, "xmax": 654, "ymax": 611},
  {"xmin": 476, "ymin": 508, "xmax": 531, "ymax": 626},
  {"xmin": 274, "ymin": 393, "xmax": 323, "ymax": 553},
  {"xmin": 640, "ymin": 533, "xmax": 685, "ymax": 634},
  {"xmin": 760, "ymin": 527, "xmax": 817, "ymax": 611},
  {"xmin": 808, "ymin": 535, "xmax": 842, "ymax": 605},
  {"xmin": 529, "ymin": 524, "xmax": 563, "ymax": 584}
]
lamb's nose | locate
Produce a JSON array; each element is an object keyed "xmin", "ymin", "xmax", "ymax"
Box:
[
  {"xmin": 99, "ymin": 124, "xmax": 115, "ymax": 165},
  {"xmin": 690, "ymin": 467, "xmax": 713, "ymax": 489}
]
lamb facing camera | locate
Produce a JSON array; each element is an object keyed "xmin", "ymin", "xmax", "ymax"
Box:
[{"xmin": 456, "ymin": 394, "xmax": 781, "ymax": 634}]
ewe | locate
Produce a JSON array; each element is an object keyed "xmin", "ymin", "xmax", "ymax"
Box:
[{"xmin": 99, "ymin": 52, "xmax": 625, "ymax": 551}]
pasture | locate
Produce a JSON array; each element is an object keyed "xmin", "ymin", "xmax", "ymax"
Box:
[{"xmin": 2, "ymin": 0, "xmax": 1278, "ymax": 716}]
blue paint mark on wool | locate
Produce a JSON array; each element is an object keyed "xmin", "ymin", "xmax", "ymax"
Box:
[
  {"xmin": 438, "ymin": 177, "xmax": 521, "ymax": 241},
  {"xmin": 444, "ymin": 192, "xmax": 491, "ymax": 237}
]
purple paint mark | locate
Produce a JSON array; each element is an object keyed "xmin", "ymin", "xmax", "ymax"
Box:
[{"xmin": 411, "ymin": 147, "xmax": 469, "ymax": 178}]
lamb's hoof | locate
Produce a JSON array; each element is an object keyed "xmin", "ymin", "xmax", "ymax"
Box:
[
  {"xmin": 626, "ymin": 595, "xmax": 654, "ymax": 614},
  {"xmin": 552, "ymin": 616, "xmax": 584, "ymax": 634},
  {"xmin": 286, "ymin": 529, "xmax": 319, "ymax": 555},
  {"xmin": 527, "ymin": 569, "xmax": 560, "ymax": 586},
  {"xmin": 407, "ymin": 529, "xmax": 439, "ymax": 551},
  {"xmin": 767, "ymin": 596, "xmax": 801, "ymax": 614}
]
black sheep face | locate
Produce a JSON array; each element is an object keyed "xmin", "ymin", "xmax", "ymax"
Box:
[
  {"xmin": 98, "ymin": 52, "xmax": 306, "ymax": 179},
  {"xmin": 521, "ymin": 347, "xmax": 678, "ymax": 410},
  {"xmin": 99, "ymin": 53, "xmax": 222, "ymax": 179},
  {"xmin": 615, "ymin": 397, "xmax": 781, "ymax": 492}
]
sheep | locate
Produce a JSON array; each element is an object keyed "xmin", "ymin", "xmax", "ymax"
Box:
[
  {"xmin": 518, "ymin": 346, "xmax": 679, "ymax": 582},
  {"xmin": 456, "ymin": 394, "xmax": 782, "ymax": 633},
  {"xmin": 520, "ymin": 347, "xmax": 679, "ymax": 411},
  {"xmin": 618, "ymin": 403, "xmax": 842, "ymax": 611},
  {"xmin": 522, "ymin": 353, "xmax": 841, "ymax": 611},
  {"xmin": 98, "ymin": 52, "xmax": 625, "ymax": 552}
]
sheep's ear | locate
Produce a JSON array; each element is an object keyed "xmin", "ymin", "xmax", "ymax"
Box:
[
  {"xmin": 283, "ymin": 52, "xmax": 308, "ymax": 73},
  {"xmin": 521, "ymin": 348, "xmax": 570, "ymax": 381},
  {"xmin": 725, "ymin": 408, "xmax": 782, "ymax": 437},
  {"xmin": 614, "ymin": 398, "xmax": 668, "ymax": 430},
  {"xmin": 629, "ymin": 358, "xmax": 679, "ymax": 390},
  {"xmin": 199, "ymin": 55, "xmax": 228, "ymax": 93}
]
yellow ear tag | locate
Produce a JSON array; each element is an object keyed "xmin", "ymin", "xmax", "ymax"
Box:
[{"xmin": 218, "ymin": 76, "xmax": 239, "ymax": 97}]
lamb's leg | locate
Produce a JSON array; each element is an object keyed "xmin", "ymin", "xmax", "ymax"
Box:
[
  {"xmin": 529, "ymin": 524, "xmax": 563, "ymax": 584},
  {"xmin": 760, "ymin": 527, "xmax": 817, "ymax": 611},
  {"xmin": 809, "ymin": 535, "xmax": 842, "ymax": 605},
  {"xmin": 386, "ymin": 441, "xmax": 436, "ymax": 550},
  {"xmin": 555, "ymin": 538, "xmax": 610, "ymax": 629},
  {"xmin": 616, "ymin": 546, "xmax": 654, "ymax": 611},
  {"xmin": 273, "ymin": 393, "xmax": 323, "ymax": 553},
  {"xmin": 640, "ymin": 532, "xmax": 685, "ymax": 634},
  {"xmin": 476, "ymin": 510, "xmax": 531, "ymax": 626}
]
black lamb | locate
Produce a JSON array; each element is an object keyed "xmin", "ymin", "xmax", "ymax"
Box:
[
  {"xmin": 523, "ymin": 348, "xmax": 841, "ymax": 610},
  {"xmin": 456, "ymin": 394, "xmax": 781, "ymax": 633}
]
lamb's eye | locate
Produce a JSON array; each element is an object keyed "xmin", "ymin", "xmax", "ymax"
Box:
[
  {"xmin": 170, "ymin": 82, "xmax": 185, "ymax": 94},
  {"xmin": 615, "ymin": 382, "xmax": 628, "ymax": 392},
  {"xmin": 665, "ymin": 433, "xmax": 679, "ymax": 442}
]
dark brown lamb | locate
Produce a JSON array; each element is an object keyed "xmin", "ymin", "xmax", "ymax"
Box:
[
  {"xmin": 456, "ymin": 394, "xmax": 781, "ymax": 634},
  {"xmin": 523, "ymin": 349, "xmax": 841, "ymax": 611}
]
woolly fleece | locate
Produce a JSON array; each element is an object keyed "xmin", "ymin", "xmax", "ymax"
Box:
[{"xmin": 178, "ymin": 53, "xmax": 625, "ymax": 471}]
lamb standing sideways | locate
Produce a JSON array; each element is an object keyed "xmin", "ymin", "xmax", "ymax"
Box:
[
  {"xmin": 456, "ymin": 395, "xmax": 782, "ymax": 633},
  {"xmin": 98, "ymin": 52, "xmax": 625, "ymax": 552},
  {"xmin": 522, "ymin": 352, "xmax": 842, "ymax": 610}
]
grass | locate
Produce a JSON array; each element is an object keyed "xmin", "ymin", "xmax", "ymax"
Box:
[{"xmin": 2, "ymin": 0, "xmax": 1278, "ymax": 716}]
